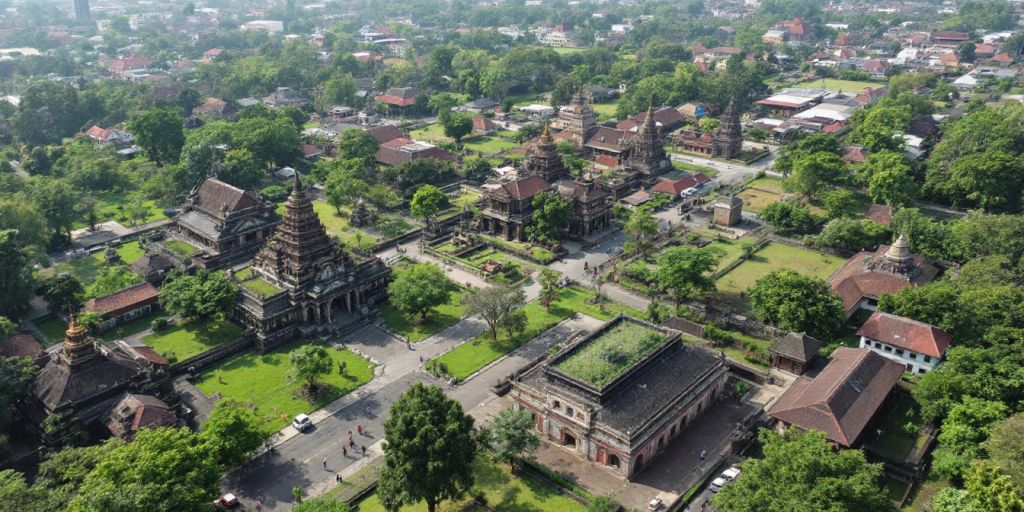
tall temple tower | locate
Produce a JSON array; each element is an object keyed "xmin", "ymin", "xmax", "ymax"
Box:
[
  {"xmin": 558, "ymin": 90, "xmax": 597, "ymax": 146},
  {"xmin": 625, "ymin": 103, "xmax": 671, "ymax": 177},
  {"xmin": 711, "ymin": 100, "xmax": 743, "ymax": 160},
  {"xmin": 521, "ymin": 124, "xmax": 567, "ymax": 182},
  {"xmin": 239, "ymin": 173, "xmax": 392, "ymax": 350}
]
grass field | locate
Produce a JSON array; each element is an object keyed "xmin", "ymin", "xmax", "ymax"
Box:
[
  {"xmin": 98, "ymin": 314, "xmax": 154, "ymax": 341},
  {"xmin": 164, "ymin": 239, "xmax": 199, "ymax": 257},
  {"xmin": 714, "ymin": 243, "xmax": 845, "ymax": 306},
  {"xmin": 673, "ymin": 160, "xmax": 718, "ymax": 178},
  {"xmin": 354, "ymin": 455, "xmax": 586, "ymax": 512},
  {"xmin": 197, "ymin": 340, "xmax": 374, "ymax": 430},
  {"xmin": 142, "ymin": 317, "xmax": 244, "ymax": 362},
  {"xmin": 736, "ymin": 177, "xmax": 786, "ymax": 213},
  {"xmin": 704, "ymin": 237, "xmax": 758, "ymax": 273},
  {"xmin": 556, "ymin": 321, "xmax": 666, "ymax": 386},
  {"xmin": 591, "ymin": 101, "xmax": 619, "ymax": 121},
  {"xmin": 34, "ymin": 316, "xmax": 66, "ymax": 345},
  {"xmin": 409, "ymin": 123, "xmax": 450, "ymax": 143},
  {"xmin": 792, "ymin": 78, "xmax": 883, "ymax": 94},
  {"xmin": 73, "ymin": 193, "xmax": 168, "ymax": 230},
  {"xmin": 380, "ymin": 289, "xmax": 467, "ymax": 343},
  {"xmin": 463, "ymin": 136, "xmax": 518, "ymax": 155},
  {"xmin": 431, "ymin": 287, "xmax": 642, "ymax": 380}
]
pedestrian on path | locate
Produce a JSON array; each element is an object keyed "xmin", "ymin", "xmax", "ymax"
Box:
[
  {"xmin": 343, "ymin": 446, "xmax": 347, "ymax": 457},
  {"xmin": 322, "ymin": 458, "xmax": 327, "ymax": 469},
  {"xmin": 357, "ymin": 423, "xmax": 362, "ymax": 435},
  {"xmin": 700, "ymin": 447, "xmax": 707, "ymax": 461},
  {"xmin": 362, "ymin": 445, "xmax": 366, "ymax": 457}
]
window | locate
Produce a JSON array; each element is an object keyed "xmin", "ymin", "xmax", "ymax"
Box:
[
  {"xmin": 884, "ymin": 345, "xmax": 892, "ymax": 352},
  {"xmin": 874, "ymin": 342, "xmax": 882, "ymax": 349},
  {"xmin": 923, "ymin": 355, "xmax": 932, "ymax": 363},
  {"xmin": 896, "ymin": 349, "xmax": 905, "ymax": 356},
  {"xmin": 552, "ymin": 400, "xmax": 560, "ymax": 410},
  {"xmin": 566, "ymin": 406, "xmax": 575, "ymax": 417},
  {"xmin": 908, "ymin": 353, "xmax": 917, "ymax": 360},
  {"xmin": 918, "ymin": 368, "xmax": 926, "ymax": 375}
]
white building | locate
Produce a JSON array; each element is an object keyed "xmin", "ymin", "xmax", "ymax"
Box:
[
  {"xmin": 856, "ymin": 312, "xmax": 951, "ymax": 375},
  {"xmin": 240, "ymin": 20, "xmax": 284, "ymax": 33}
]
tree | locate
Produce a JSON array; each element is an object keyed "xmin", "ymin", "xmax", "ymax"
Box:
[
  {"xmin": 623, "ymin": 208, "xmax": 659, "ymax": 257},
  {"xmin": 323, "ymin": 161, "xmax": 369, "ymax": 213},
  {"xmin": 463, "ymin": 284, "xmax": 526, "ymax": 341},
  {"xmin": 0, "ymin": 199, "xmax": 49, "ymax": 251},
  {"xmin": 293, "ymin": 497, "xmax": 353, "ymax": 512},
  {"xmin": 388, "ymin": 263, "xmax": 457, "ymax": 322},
  {"xmin": 813, "ymin": 218, "xmax": 890, "ymax": 252},
  {"xmin": 442, "ymin": 113, "xmax": 473, "ymax": 144},
  {"xmin": 159, "ymin": 271, "xmax": 238, "ymax": 319},
  {"xmin": 526, "ymin": 191, "xmax": 570, "ymax": 245},
  {"xmin": 378, "ymin": 383, "xmax": 476, "ymax": 512},
  {"xmin": 958, "ymin": 41, "xmax": 977, "ymax": 63},
  {"xmin": 748, "ymin": 270, "xmax": 844, "ymax": 339},
  {"xmin": 0, "ymin": 230, "xmax": 33, "ymax": 317},
  {"xmin": 932, "ymin": 397, "xmax": 1008, "ymax": 480},
  {"xmin": 849, "ymin": 105, "xmax": 910, "ymax": 153},
  {"xmin": 984, "ymin": 413, "xmax": 1024, "ymax": 492},
  {"xmin": 932, "ymin": 488, "xmax": 983, "ymax": 512},
  {"xmin": 500, "ymin": 309, "xmax": 528, "ymax": 338},
  {"xmin": 538, "ymin": 269, "xmax": 561, "ymax": 309},
  {"xmin": 217, "ymin": 149, "xmax": 264, "ymax": 190},
  {"xmin": 200, "ymin": 400, "xmax": 266, "ymax": 467},
  {"xmin": 0, "ymin": 356, "xmax": 37, "ymax": 428},
  {"xmin": 868, "ymin": 167, "xmax": 917, "ymax": 207},
  {"xmin": 39, "ymin": 272, "xmax": 83, "ymax": 313},
  {"xmin": 655, "ymin": 246, "xmax": 719, "ymax": 306},
  {"xmin": 462, "ymin": 156, "xmax": 492, "ymax": 183},
  {"xmin": 68, "ymin": 427, "xmax": 220, "ymax": 512},
  {"xmin": 29, "ymin": 178, "xmax": 78, "ymax": 242},
  {"xmin": 127, "ymin": 108, "xmax": 185, "ymax": 165},
  {"xmin": 774, "ymin": 133, "xmax": 841, "ymax": 175},
  {"xmin": 488, "ymin": 408, "xmax": 539, "ymax": 469},
  {"xmin": 336, "ymin": 129, "xmax": 379, "ymax": 166},
  {"xmin": 712, "ymin": 428, "xmax": 894, "ymax": 512},
  {"xmin": 856, "ymin": 150, "xmax": 909, "ymax": 184},
  {"xmin": 288, "ymin": 344, "xmax": 333, "ymax": 393},
  {"xmin": 821, "ymin": 189, "xmax": 860, "ymax": 219},
  {"xmin": 963, "ymin": 460, "xmax": 1024, "ymax": 511},
  {"xmin": 86, "ymin": 265, "xmax": 143, "ymax": 299},
  {"xmin": 759, "ymin": 201, "xmax": 818, "ymax": 235},
  {"xmin": 784, "ymin": 151, "xmax": 846, "ymax": 199},
  {"xmin": 409, "ymin": 184, "xmax": 450, "ymax": 220}
]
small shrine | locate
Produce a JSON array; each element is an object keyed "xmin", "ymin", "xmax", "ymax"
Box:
[{"xmin": 350, "ymin": 198, "xmax": 373, "ymax": 228}]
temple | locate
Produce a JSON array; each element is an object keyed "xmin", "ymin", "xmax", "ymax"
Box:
[
  {"xmin": 827, "ymin": 234, "xmax": 940, "ymax": 318},
  {"xmin": 479, "ymin": 125, "xmax": 611, "ymax": 242},
  {"xmin": 26, "ymin": 317, "xmax": 172, "ymax": 444},
  {"xmin": 155, "ymin": 178, "xmax": 280, "ymax": 270},
  {"xmin": 233, "ymin": 174, "xmax": 392, "ymax": 350},
  {"xmin": 711, "ymin": 100, "xmax": 743, "ymax": 159},
  {"xmin": 623, "ymin": 104, "xmax": 672, "ymax": 178}
]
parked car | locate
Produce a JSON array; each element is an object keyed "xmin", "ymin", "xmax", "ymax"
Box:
[
  {"xmin": 709, "ymin": 476, "xmax": 729, "ymax": 493},
  {"xmin": 213, "ymin": 493, "xmax": 240, "ymax": 509},
  {"xmin": 292, "ymin": 413, "xmax": 312, "ymax": 432},
  {"xmin": 681, "ymin": 187, "xmax": 699, "ymax": 197},
  {"xmin": 648, "ymin": 497, "xmax": 663, "ymax": 510},
  {"xmin": 710, "ymin": 466, "xmax": 742, "ymax": 492}
]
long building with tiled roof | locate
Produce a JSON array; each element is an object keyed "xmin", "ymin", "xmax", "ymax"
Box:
[
  {"xmin": 827, "ymin": 235, "xmax": 940, "ymax": 318},
  {"xmin": 857, "ymin": 311, "xmax": 951, "ymax": 374}
]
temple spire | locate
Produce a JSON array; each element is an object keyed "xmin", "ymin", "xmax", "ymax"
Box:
[
  {"xmin": 292, "ymin": 170, "xmax": 302, "ymax": 192},
  {"xmin": 540, "ymin": 123, "xmax": 552, "ymax": 143}
]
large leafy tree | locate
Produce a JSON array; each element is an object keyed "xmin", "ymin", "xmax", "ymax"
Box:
[
  {"xmin": 336, "ymin": 128, "xmax": 380, "ymax": 167},
  {"xmin": 463, "ymin": 284, "xmax": 526, "ymax": 342},
  {"xmin": 388, "ymin": 263, "xmax": 456, "ymax": 322},
  {"xmin": 538, "ymin": 269, "xmax": 561, "ymax": 309},
  {"xmin": 442, "ymin": 114, "xmax": 473, "ymax": 144},
  {"xmin": 813, "ymin": 218, "xmax": 890, "ymax": 252},
  {"xmin": 849, "ymin": 104, "xmax": 910, "ymax": 153},
  {"xmin": 86, "ymin": 265, "xmax": 143, "ymax": 299},
  {"xmin": 487, "ymin": 408, "xmax": 540, "ymax": 469},
  {"xmin": 912, "ymin": 340, "xmax": 1024, "ymax": 421},
  {"xmin": 38, "ymin": 272, "xmax": 84, "ymax": 313},
  {"xmin": 288, "ymin": 344, "xmax": 333, "ymax": 393},
  {"xmin": 323, "ymin": 160, "xmax": 369, "ymax": 213},
  {"xmin": 217, "ymin": 148, "xmax": 264, "ymax": 191},
  {"xmin": 760, "ymin": 201, "xmax": 818, "ymax": 235},
  {"xmin": 712, "ymin": 428, "xmax": 894, "ymax": 512},
  {"xmin": 0, "ymin": 230, "xmax": 33, "ymax": 317},
  {"xmin": 32, "ymin": 439, "xmax": 124, "ymax": 510},
  {"xmin": 773, "ymin": 133, "xmax": 840, "ymax": 175},
  {"xmin": 0, "ymin": 356, "xmax": 37, "ymax": 429},
  {"xmin": 127, "ymin": 107, "xmax": 185, "ymax": 165},
  {"xmin": 526, "ymin": 191, "xmax": 570, "ymax": 245},
  {"xmin": 623, "ymin": 208, "xmax": 659, "ymax": 257},
  {"xmin": 28, "ymin": 178, "xmax": 79, "ymax": 242},
  {"xmin": 409, "ymin": 184, "xmax": 450, "ymax": 220},
  {"xmin": 158, "ymin": 271, "xmax": 237, "ymax": 319},
  {"xmin": 784, "ymin": 151, "xmax": 846, "ymax": 199},
  {"xmin": 931, "ymin": 397, "xmax": 1008, "ymax": 480},
  {"xmin": 199, "ymin": 400, "xmax": 267, "ymax": 467},
  {"xmin": 655, "ymin": 246, "xmax": 719, "ymax": 306},
  {"xmin": 748, "ymin": 270, "xmax": 844, "ymax": 339},
  {"xmin": 984, "ymin": 413, "xmax": 1024, "ymax": 492},
  {"xmin": 67, "ymin": 428, "xmax": 221, "ymax": 512},
  {"xmin": 0, "ymin": 199, "xmax": 49, "ymax": 252},
  {"xmin": 868, "ymin": 167, "xmax": 917, "ymax": 207},
  {"xmin": 378, "ymin": 383, "xmax": 476, "ymax": 512}
]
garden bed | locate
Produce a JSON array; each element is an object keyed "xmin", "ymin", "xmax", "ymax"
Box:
[{"xmin": 555, "ymin": 321, "xmax": 667, "ymax": 387}]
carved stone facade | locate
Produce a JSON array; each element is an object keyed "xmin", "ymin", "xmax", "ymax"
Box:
[
  {"xmin": 557, "ymin": 91, "xmax": 597, "ymax": 146},
  {"xmin": 624, "ymin": 104, "xmax": 672, "ymax": 177},
  {"xmin": 711, "ymin": 100, "xmax": 744, "ymax": 160},
  {"xmin": 235, "ymin": 175, "xmax": 392, "ymax": 350}
]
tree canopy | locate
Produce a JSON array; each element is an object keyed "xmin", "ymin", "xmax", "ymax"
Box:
[
  {"xmin": 388, "ymin": 263, "xmax": 457, "ymax": 322},
  {"xmin": 159, "ymin": 271, "xmax": 237, "ymax": 319},
  {"xmin": 748, "ymin": 269, "xmax": 844, "ymax": 338}
]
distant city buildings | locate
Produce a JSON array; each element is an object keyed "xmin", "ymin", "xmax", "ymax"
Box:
[{"xmin": 74, "ymin": 0, "xmax": 89, "ymax": 21}]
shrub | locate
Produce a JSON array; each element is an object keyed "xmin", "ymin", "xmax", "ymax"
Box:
[
  {"xmin": 624, "ymin": 262, "xmax": 654, "ymax": 283},
  {"xmin": 260, "ymin": 185, "xmax": 288, "ymax": 202},
  {"xmin": 151, "ymin": 317, "xmax": 169, "ymax": 331},
  {"xmin": 703, "ymin": 324, "xmax": 735, "ymax": 345}
]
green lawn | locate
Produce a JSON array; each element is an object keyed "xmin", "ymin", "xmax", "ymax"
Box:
[
  {"xmin": 864, "ymin": 392, "xmax": 927, "ymax": 462},
  {"xmin": 73, "ymin": 193, "xmax": 168, "ymax": 230},
  {"xmin": 34, "ymin": 316, "xmax": 66, "ymax": 345},
  {"xmin": 705, "ymin": 237, "xmax": 758, "ymax": 273},
  {"xmin": 196, "ymin": 340, "xmax": 374, "ymax": 430},
  {"xmin": 463, "ymin": 136, "xmax": 518, "ymax": 155},
  {"xmin": 409, "ymin": 123, "xmax": 450, "ymax": 143},
  {"xmin": 380, "ymin": 289, "xmax": 467, "ymax": 343},
  {"xmin": 591, "ymin": 101, "xmax": 619, "ymax": 121},
  {"xmin": 99, "ymin": 314, "xmax": 156, "ymax": 342},
  {"xmin": 431, "ymin": 287, "xmax": 640, "ymax": 380},
  {"xmin": 164, "ymin": 239, "xmax": 199, "ymax": 257},
  {"xmin": 792, "ymin": 78, "xmax": 883, "ymax": 94},
  {"xmin": 736, "ymin": 177, "xmax": 786, "ymax": 213},
  {"xmin": 49, "ymin": 255, "xmax": 107, "ymax": 285},
  {"xmin": 142, "ymin": 317, "xmax": 244, "ymax": 362},
  {"xmin": 556, "ymin": 321, "xmax": 666, "ymax": 386},
  {"xmin": 240, "ymin": 277, "xmax": 282, "ymax": 297},
  {"xmin": 714, "ymin": 243, "xmax": 845, "ymax": 306},
  {"xmin": 113, "ymin": 241, "xmax": 145, "ymax": 265},
  {"xmin": 672, "ymin": 160, "xmax": 718, "ymax": 178},
  {"xmin": 354, "ymin": 455, "xmax": 585, "ymax": 512}
]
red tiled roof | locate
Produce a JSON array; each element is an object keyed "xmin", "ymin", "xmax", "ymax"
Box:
[
  {"xmin": 594, "ymin": 154, "xmax": 619, "ymax": 167},
  {"xmin": 301, "ymin": 144, "xmax": 323, "ymax": 158},
  {"xmin": 366, "ymin": 125, "xmax": 405, "ymax": 144},
  {"xmin": 500, "ymin": 175, "xmax": 549, "ymax": 200},
  {"xmin": 653, "ymin": 176, "xmax": 698, "ymax": 195},
  {"xmin": 857, "ymin": 312, "xmax": 951, "ymax": 358},
  {"xmin": 585, "ymin": 126, "xmax": 632, "ymax": 153},
  {"xmin": 472, "ymin": 117, "xmax": 495, "ymax": 131},
  {"xmin": 83, "ymin": 282, "xmax": 159, "ymax": 319},
  {"xmin": 377, "ymin": 94, "xmax": 416, "ymax": 107},
  {"xmin": 693, "ymin": 173, "xmax": 711, "ymax": 184},
  {"xmin": 768, "ymin": 347, "xmax": 903, "ymax": 447},
  {"xmin": 827, "ymin": 247, "xmax": 939, "ymax": 313},
  {"xmin": 782, "ymin": 17, "xmax": 813, "ymax": 36},
  {"xmin": 1, "ymin": 332, "xmax": 43, "ymax": 358},
  {"xmin": 86, "ymin": 125, "xmax": 111, "ymax": 140},
  {"xmin": 992, "ymin": 52, "xmax": 1013, "ymax": 63},
  {"xmin": 842, "ymin": 146, "xmax": 867, "ymax": 164},
  {"xmin": 105, "ymin": 393, "xmax": 177, "ymax": 440},
  {"xmin": 108, "ymin": 55, "xmax": 151, "ymax": 73}
]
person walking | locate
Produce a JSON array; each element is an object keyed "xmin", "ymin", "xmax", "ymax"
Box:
[
  {"xmin": 357, "ymin": 423, "xmax": 362, "ymax": 435},
  {"xmin": 343, "ymin": 446, "xmax": 347, "ymax": 457},
  {"xmin": 322, "ymin": 457, "xmax": 327, "ymax": 469},
  {"xmin": 362, "ymin": 445, "xmax": 366, "ymax": 457}
]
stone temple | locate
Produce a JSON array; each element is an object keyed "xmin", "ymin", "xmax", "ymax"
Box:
[{"xmin": 233, "ymin": 174, "xmax": 392, "ymax": 350}]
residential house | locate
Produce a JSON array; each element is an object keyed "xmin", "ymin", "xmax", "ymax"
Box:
[
  {"xmin": 84, "ymin": 125, "xmax": 133, "ymax": 146},
  {"xmin": 864, "ymin": 204, "xmax": 894, "ymax": 226},
  {"xmin": 0, "ymin": 332, "xmax": 43, "ymax": 359},
  {"xmin": 375, "ymin": 138, "xmax": 453, "ymax": 167},
  {"xmin": 263, "ymin": 87, "xmax": 308, "ymax": 108},
  {"xmin": 857, "ymin": 312, "xmax": 951, "ymax": 375},
  {"xmin": 768, "ymin": 347, "xmax": 903, "ymax": 448},
  {"xmin": 755, "ymin": 88, "xmax": 830, "ymax": 117},
  {"xmin": 194, "ymin": 97, "xmax": 237, "ymax": 119},
  {"xmin": 82, "ymin": 282, "xmax": 159, "ymax": 333},
  {"xmin": 376, "ymin": 87, "xmax": 419, "ymax": 113},
  {"xmin": 472, "ymin": 116, "xmax": 496, "ymax": 135},
  {"xmin": 103, "ymin": 393, "xmax": 179, "ymax": 441},
  {"xmin": 770, "ymin": 332, "xmax": 822, "ymax": 375},
  {"xmin": 108, "ymin": 55, "xmax": 150, "ymax": 77},
  {"xmin": 931, "ymin": 31, "xmax": 969, "ymax": 47}
]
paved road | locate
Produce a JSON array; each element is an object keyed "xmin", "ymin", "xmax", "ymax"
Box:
[{"xmin": 671, "ymin": 151, "xmax": 777, "ymax": 188}]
